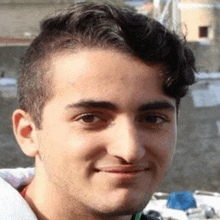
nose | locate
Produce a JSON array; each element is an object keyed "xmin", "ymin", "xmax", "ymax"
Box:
[{"xmin": 107, "ymin": 117, "xmax": 146, "ymax": 163}]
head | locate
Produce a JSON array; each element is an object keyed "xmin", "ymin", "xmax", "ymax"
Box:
[
  {"xmin": 18, "ymin": 2, "xmax": 195, "ymax": 129},
  {"xmin": 13, "ymin": 2, "xmax": 196, "ymax": 219}
]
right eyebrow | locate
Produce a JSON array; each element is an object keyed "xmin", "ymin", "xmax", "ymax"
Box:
[{"xmin": 65, "ymin": 100, "xmax": 118, "ymax": 111}]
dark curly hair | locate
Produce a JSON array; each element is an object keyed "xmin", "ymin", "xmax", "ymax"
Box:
[{"xmin": 18, "ymin": 2, "xmax": 196, "ymax": 129}]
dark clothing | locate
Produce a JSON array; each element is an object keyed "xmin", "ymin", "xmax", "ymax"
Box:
[{"xmin": 131, "ymin": 214, "xmax": 159, "ymax": 220}]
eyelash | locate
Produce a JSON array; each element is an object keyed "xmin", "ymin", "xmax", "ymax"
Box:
[
  {"xmin": 140, "ymin": 114, "xmax": 168, "ymax": 124},
  {"xmin": 75, "ymin": 113, "xmax": 107, "ymax": 125}
]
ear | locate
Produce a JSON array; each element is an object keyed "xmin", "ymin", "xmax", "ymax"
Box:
[{"xmin": 12, "ymin": 109, "xmax": 39, "ymax": 157}]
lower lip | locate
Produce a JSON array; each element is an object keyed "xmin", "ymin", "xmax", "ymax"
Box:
[{"xmin": 98, "ymin": 170, "xmax": 146, "ymax": 180}]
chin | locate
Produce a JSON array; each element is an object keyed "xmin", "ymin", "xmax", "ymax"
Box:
[
  {"xmin": 93, "ymin": 202, "xmax": 148, "ymax": 219},
  {"xmin": 90, "ymin": 193, "xmax": 151, "ymax": 218}
]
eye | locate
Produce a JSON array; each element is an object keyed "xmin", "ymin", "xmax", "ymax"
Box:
[
  {"xmin": 137, "ymin": 114, "xmax": 168, "ymax": 126},
  {"xmin": 143, "ymin": 115, "xmax": 166, "ymax": 124},
  {"xmin": 77, "ymin": 113, "xmax": 103, "ymax": 124}
]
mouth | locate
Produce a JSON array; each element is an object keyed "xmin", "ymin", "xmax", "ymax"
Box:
[
  {"xmin": 93, "ymin": 166, "xmax": 149, "ymax": 182},
  {"xmin": 94, "ymin": 165, "xmax": 150, "ymax": 174}
]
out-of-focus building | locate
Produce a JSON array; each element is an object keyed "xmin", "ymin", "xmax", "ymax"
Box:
[
  {"xmin": 0, "ymin": 0, "xmax": 75, "ymax": 39},
  {"xmin": 180, "ymin": 0, "xmax": 220, "ymax": 44},
  {"xmin": 126, "ymin": 1, "xmax": 153, "ymax": 16},
  {"xmin": 0, "ymin": 0, "xmax": 76, "ymax": 77},
  {"xmin": 137, "ymin": 3, "xmax": 154, "ymax": 16},
  {"xmin": 179, "ymin": 0, "xmax": 220, "ymax": 72}
]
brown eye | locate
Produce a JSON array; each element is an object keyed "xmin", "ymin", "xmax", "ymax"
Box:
[
  {"xmin": 78, "ymin": 114, "xmax": 102, "ymax": 124},
  {"xmin": 139, "ymin": 114, "xmax": 167, "ymax": 125},
  {"xmin": 144, "ymin": 116, "xmax": 164, "ymax": 124}
]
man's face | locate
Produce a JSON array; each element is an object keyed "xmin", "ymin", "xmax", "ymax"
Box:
[{"xmin": 34, "ymin": 49, "xmax": 177, "ymax": 217}]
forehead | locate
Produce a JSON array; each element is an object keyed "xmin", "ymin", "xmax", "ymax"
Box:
[{"xmin": 48, "ymin": 49, "xmax": 171, "ymax": 108}]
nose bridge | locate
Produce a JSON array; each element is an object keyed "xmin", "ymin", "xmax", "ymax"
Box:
[{"xmin": 108, "ymin": 116, "xmax": 146, "ymax": 163}]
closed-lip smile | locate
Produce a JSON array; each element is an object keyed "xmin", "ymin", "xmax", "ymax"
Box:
[
  {"xmin": 93, "ymin": 165, "xmax": 150, "ymax": 181},
  {"xmin": 95, "ymin": 165, "xmax": 149, "ymax": 173}
]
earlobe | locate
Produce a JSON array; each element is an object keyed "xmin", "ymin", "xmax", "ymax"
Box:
[{"xmin": 12, "ymin": 109, "xmax": 38, "ymax": 157}]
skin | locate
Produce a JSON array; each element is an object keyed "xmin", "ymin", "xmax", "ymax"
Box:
[{"xmin": 13, "ymin": 49, "xmax": 177, "ymax": 220}]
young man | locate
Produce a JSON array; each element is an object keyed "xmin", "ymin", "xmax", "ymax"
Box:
[{"xmin": 0, "ymin": 2, "xmax": 196, "ymax": 220}]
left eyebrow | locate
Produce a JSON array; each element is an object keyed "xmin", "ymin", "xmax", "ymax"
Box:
[{"xmin": 138, "ymin": 101, "xmax": 175, "ymax": 112}]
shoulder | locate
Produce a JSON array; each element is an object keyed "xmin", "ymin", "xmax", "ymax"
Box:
[
  {"xmin": 0, "ymin": 167, "xmax": 35, "ymax": 188},
  {"xmin": 0, "ymin": 176, "xmax": 37, "ymax": 219}
]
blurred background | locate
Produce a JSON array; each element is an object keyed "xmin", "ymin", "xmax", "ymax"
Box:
[{"xmin": 0, "ymin": 0, "xmax": 220, "ymax": 193}]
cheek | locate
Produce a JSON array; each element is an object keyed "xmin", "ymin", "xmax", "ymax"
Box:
[
  {"xmin": 145, "ymin": 129, "xmax": 176, "ymax": 166},
  {"xmin": 160, "ymin": 131, "xmax": 176, "ymax": 166},
  {"xmin": 66, "ymin": 135, "xmax": 106, "ymax": 162}
]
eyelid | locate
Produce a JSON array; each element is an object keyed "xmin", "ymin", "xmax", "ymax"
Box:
[
  {"xmin": 75, "ymin": 112, "xmax": 102, "ymax": 120},
  {"xmin": 72, "ymin": 111, "xmax": 113, "ymax": 124},
  {"xmin": 137, "ymin": 113, "xmax": 169, "ymax": 124}
]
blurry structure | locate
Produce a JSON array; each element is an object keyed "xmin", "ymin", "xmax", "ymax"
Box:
[
  {"xmin": 126, "ymin": 1, "xmax": 154, "ymax": 16},
  {"xmin": 180, "ymin": 0, "xmax": 220, "ymax": 43},
  {"xmin": 180, "ymin": 0, "xmax": 220, "ymax": 72},
  {"xmin": 0, "ymin": 0, "xmax": 75, "ymax": 77},
  {"xmin": 0, "ymin": 0, "xmax": 76, "ymax": 39}
]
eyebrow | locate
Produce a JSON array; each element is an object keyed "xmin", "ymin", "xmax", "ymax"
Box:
[
  {"xmin": 138, "ymin": 101, "xmax": 175, "ymax": 112},
  {"xmin": 65, "ymin": 100, "xmax": 118, "ymax": 111},
  {"xmin": 66, "ymin": 100, "xmax": 175, "ymax": 112}
]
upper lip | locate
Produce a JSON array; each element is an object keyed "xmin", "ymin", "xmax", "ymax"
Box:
[{"xmin": 95, "ymin": 165, "xmax": 149, "ymax": 173}]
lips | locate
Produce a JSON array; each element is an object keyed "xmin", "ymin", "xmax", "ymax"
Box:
[{"xmin": 95, "ymin": 165, "xmax": 149, "ymax": 173}]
